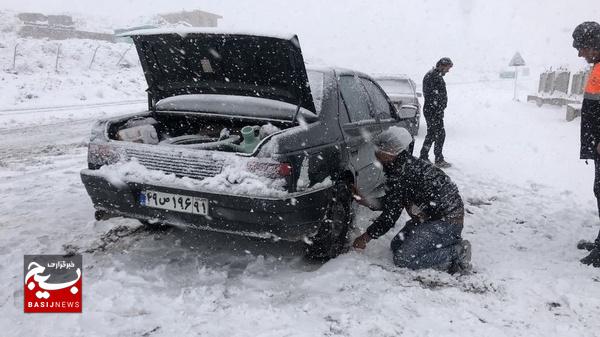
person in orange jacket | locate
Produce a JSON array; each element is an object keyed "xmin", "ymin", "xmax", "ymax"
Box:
[{"xmin": 572, "ymin": 21, "xmax": 600, "ymax": 267}]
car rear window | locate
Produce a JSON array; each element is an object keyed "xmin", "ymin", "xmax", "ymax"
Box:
[
  {"xmin": 307, "ymin": 70, "xmax": 324, "ymax": 114},
  {"xmin": 339, "ymin": 75, "xmax": 372, "ymax": 122},
  {"xmin": 361, "ymin": 79, "xmax": 392, "ymax": 120},
  {"xmin": 376, "ymin": 79, "xmax": 414, "ymax": 94}
]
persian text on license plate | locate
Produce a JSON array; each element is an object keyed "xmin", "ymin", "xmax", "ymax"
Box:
[{"xmin": 140, "ymin": 190, "xmax": 208, "ymax": 215}]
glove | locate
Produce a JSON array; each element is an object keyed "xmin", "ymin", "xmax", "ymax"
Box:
[{"xmin": 352, "ymin": 232, "xmax": 372, "ymax": 249}]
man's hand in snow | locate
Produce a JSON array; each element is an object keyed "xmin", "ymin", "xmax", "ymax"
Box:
[
  {"xmin": 351, "ymin": 185, "xmax": 362, "ymax": 200},
  {"xmin": 352, "ymin": 185, "xmax": 382, "ymax": 210},
  {"xmin": 352, "ymin": 232, "xmax": 372, "ymax": 249}
]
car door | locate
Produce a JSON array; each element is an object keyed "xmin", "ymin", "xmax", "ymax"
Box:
[
  {"xmin": 362, "ymin": 77, "xmax": 415, "ymax": 152},
  {"xmin": 360, "ymin": 78, "xmax": 395, "ymax": 124},
  {"xmin": 359, "ymin": 77, "xmax": 408, "ymax": 197},
  {"xmin": 338, "ymin": 75, "xmax": 383, "ymax": 196}
]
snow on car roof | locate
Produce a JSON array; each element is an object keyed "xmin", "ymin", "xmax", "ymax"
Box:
[
  {"xmin": 119, "ymin": 27, "xmax": 296, "ymax": 40},
  {"xmin": 333, "ymin": 67, "xmax": 373, "ymax": 79},
  {"xmin": 371, "ymin": 74, "xmax": 411, "ymax": 80}
]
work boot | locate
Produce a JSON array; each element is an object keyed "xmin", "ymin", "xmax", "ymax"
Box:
[
  {"xmin": 577, "ymin": 240, "xmax": 596, "ymax": 251},
  {"xmin": 581, "ymin": 247, "xmax": 600, "ymax": 267},
  {"xmin": 435, "ymin": 159, "xmax": 452, "ymax": 168},
  {"xmin": 419, "ymin": 155, "xmax": 431, "ymax": 163},
  {"xmin": 449, "ymin": 240, "xmax": 472, "ymax": 274}
]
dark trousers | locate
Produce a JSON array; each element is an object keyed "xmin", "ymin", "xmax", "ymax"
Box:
[
  {"xmin": 420, "ymin": 110, "xmax": 446, "ymax": 161},
  {"xmin": 594, "ymin": 159, "xmax": 600, "ymax": 246},
  {"xmin": 390, "ymin": 219, "xmax": 462, "ymax": 270}
]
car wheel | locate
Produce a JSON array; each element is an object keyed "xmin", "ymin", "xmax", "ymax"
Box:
[
  {"xmin": 410, "ymin": 117, "xmax": 420, "ymax": 136},
  {"xmin": 304, "ymin": 181, "xmax": 354, "ymax": 260}
]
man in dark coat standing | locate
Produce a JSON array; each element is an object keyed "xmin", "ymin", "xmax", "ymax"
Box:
[
  {"xmin": 352, "ymin": 126, "xmax": 471, "ymax": 273},
  {"xmin": 573, "ymin": 22, "xmax": 600, "ymax": 267},
  {"xmin": 420, "ymin": 57, "xmax": 453, "ymax": 168}
]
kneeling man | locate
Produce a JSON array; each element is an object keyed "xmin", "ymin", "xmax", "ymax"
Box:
[{"xmin": 353, "ymin": 127, "xmax": 471, "ymax": 273}]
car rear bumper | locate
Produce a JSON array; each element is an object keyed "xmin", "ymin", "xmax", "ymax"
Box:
[{"xmin": 80, "ymin": 169, "xmax": 332, "ymax": 241}]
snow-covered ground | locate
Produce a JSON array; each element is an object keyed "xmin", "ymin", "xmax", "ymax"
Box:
[
  {"xmin": 1, "ymin": 6, "xmax": 600, "ymax": 334},
  {"xmin": 1, "ymin": 67, "xmax": 599, "ymax": 335}
]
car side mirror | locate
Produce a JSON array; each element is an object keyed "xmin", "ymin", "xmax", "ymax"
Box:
[
  {"xmin": 416, "ymin": 92, "xmax": 422, "ymax": 98},
  {"xmin": 396, "ymin": 104, "xmax": 418, "ymax": 119}
]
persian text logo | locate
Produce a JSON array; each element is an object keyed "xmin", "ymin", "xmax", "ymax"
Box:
[{"xmin": 24, "ymin": 255, "xmax": 82, "ymax": 313}]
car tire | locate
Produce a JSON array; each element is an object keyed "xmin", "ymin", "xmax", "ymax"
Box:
[
  {"xmin": 304, "ymin": 181, "xmax": 355, "ymax": 261},
  {"xmin": 410, "ymin": 116, "xmax": 420, "ymax": 136}
]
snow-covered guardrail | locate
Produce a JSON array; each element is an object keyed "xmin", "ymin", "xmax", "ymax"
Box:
[{"xmin": 527, "ymin": 67, "xmax": 592, "ymax": 121}]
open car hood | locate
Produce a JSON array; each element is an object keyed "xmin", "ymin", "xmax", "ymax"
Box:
[{"xmin": 128, "ymin": 29, "xmax": 316, "ymax": 114}]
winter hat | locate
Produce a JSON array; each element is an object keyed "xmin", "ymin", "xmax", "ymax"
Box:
[
  {"xmin": 373, "ymin": 126, "xmax": 413, "ymax": 155},
  {"xmin": 436, "ymin": 57, "xmax": 454, "ymax": 67},
  {"xmin": 572, "ymin": 21, "xmax": 600, "ymax": 50}
]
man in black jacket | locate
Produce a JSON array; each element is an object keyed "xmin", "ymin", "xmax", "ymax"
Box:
[
  {"xmin": 352, "ymin": 126, "xmax": 471, "ymax": 273},
  {"xmin": 419, "ymin": 58, "xmax": 453, "ymax": 168},
  {"xmin": 572, "ymin": 22, "xmax": 600, "ymax": 267}
]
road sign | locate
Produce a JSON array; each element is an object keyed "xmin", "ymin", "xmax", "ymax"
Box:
[
  {"xmin": 509, "ymin": 52, "xmax": 526, "ymax": 100},
  {"xmin": 509, "ymin": 52, "xmax": 526, "ymax": 67}
]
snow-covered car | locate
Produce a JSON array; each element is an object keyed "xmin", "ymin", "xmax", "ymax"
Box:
[
  {"xmin": 80, "ymin": 29, "xmax": 416, "ymax": 259},
  {"xmin": 373, "ymin": 75, "xmax": 421, "ymax": 136}
]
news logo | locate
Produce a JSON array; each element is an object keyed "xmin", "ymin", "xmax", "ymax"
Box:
[{"xmin": 24, "ymin": 255, "xmax": 82, "ymax": 313}]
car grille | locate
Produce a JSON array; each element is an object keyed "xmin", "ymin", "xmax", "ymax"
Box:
[{"xmin": 124, "ymin": 147, "xmax": 224, "ymax": 180}]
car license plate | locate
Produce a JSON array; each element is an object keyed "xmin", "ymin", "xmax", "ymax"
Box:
[{"xmin": 139, "ymin": 190, "xmax": 209, "ymax": 215}]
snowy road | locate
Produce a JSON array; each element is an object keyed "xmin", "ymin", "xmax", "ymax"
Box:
[
  {"xmin": 1, "ymin": 81, "xmax": 599, "ymax": 336},
  {"xmin": 0, "ymin": 101, "xmax": 146, "ymax": 163}
]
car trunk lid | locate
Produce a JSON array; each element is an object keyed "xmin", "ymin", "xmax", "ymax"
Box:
[{"xmin": 126, "ymin": 29, "xmax": 317, "ymax": 114}]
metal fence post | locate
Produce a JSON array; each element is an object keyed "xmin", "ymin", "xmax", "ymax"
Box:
[
  {"xmin": 513, "ymin": 65, "xmax": 519, "ymax": 101},
  {"xmin": 55, "ymin": 44, "xmax": 61, "ymax": 72},
  {"xmin": 116, "ymin": 44, "xmax": 133, "ymax": 66},
  {"xmin": 89, "ymin": 45, "xmax": 101, "ymax": 69},
  {"xmin": 13, "ymin": 43, "xmax": 19, "ymax": 70}
]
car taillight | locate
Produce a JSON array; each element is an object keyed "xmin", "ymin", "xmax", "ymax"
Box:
[
  {"xmin": 277, "ymin": 163, "xmax": 292, "ymax": 177},
  {"xmin": 247, "ymin": 161, "xmax": 292, "ymax": 178},
  {"xmin": 88, "ymin": 143, "xmax": 123, "ymax": 168}
]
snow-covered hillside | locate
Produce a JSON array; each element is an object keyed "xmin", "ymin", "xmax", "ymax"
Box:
[{"xmin": 0, "ymin": 10, "xmax": 146, "ymax": 109}]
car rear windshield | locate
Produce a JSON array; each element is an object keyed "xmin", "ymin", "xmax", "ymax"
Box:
[{"xmin": 376, "ymin": 79, "xmax": 413, "ymax": 94}]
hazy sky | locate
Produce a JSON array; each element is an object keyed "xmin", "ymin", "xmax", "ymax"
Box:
[{"xmin": 3, "ymin": 0, "xmax": 599, "ymax": 79}]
